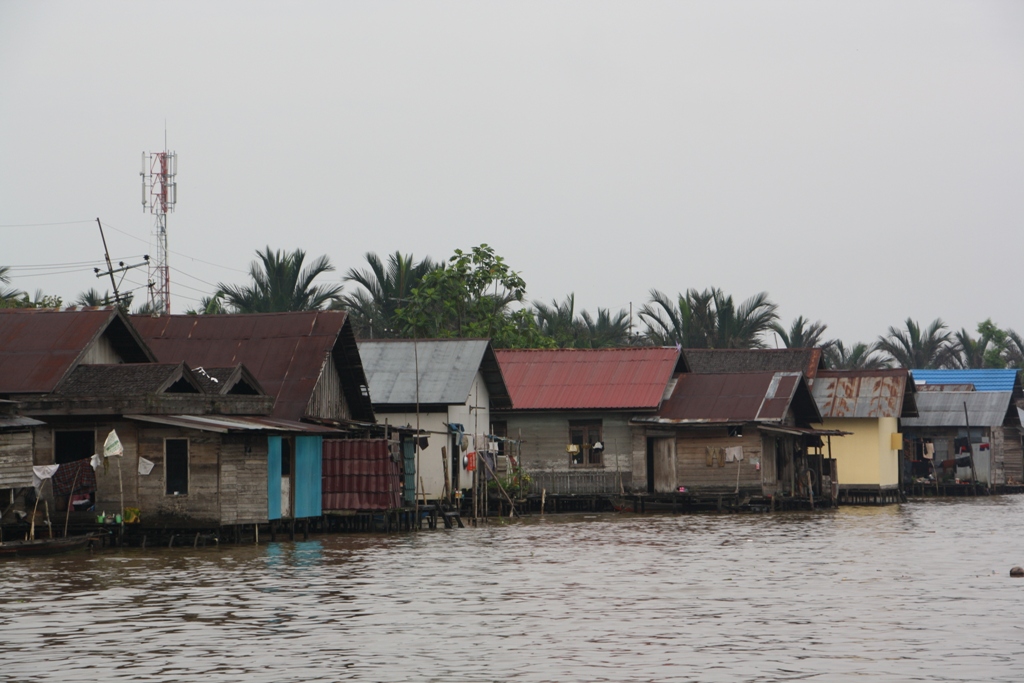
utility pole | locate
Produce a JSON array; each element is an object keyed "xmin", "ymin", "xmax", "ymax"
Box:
[{"xmin": 94, "ymin": 218, "xmax": 149, "ymax": 308}]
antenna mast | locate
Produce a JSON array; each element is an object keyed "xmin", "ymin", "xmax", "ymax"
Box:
[{"xmin": 141, "ymin": 138, "xmax": 177, "ymax": 314}]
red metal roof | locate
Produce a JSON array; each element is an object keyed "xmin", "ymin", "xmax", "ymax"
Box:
[
  {"xmin": 132, "ymin": 311, "xmax": 374, "ymax": 422},
  {"xmin": 494, "ymin": 347, "xmax": 683, "ymax": 411},
  {"xmin": 0, "ymin": 308, "xmax": 154, "ymax": 394},
  {"xmin": 638, "ymin": 371, "xmax": 820, "ymax": 424}
]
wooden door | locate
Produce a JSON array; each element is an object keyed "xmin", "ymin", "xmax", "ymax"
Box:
[{"xmin": 652, "ymin": 437, "xmax": 676, "ymax": 493}]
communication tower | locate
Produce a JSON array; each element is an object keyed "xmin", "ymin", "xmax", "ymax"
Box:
[{"xmin": 141, "ymin": 144, "xmax": 177, "ymax": 314}]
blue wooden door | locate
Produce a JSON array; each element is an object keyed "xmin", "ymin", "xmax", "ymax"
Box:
[{"xmin": 267, "ymin": 436, "xmax": 282, "ymax": 520}]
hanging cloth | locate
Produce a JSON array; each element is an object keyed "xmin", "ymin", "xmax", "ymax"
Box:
[
  {"xmin": 32, "ymin": 464, "xmax": 59, "ymax": 492},
  {"xmin": 725, "ymin": 446, "xmax": 744, "ymax": 463},
  {"xmin": 52, "ymin": 459, "xmax": 98, "ymax": 496},
  {"xmin": 138, "ymin": 457, "xmax": 155, "ymax": 476}
]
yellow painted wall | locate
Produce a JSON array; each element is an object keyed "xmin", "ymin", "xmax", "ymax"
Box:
[{"xmin": 822, "ymin": 417, "xmax": 900, "ymax": 488}]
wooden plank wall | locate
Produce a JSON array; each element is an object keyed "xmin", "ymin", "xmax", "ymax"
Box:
[
  {"xmin": 504, "ymin": 412, "xmax": 633, "ymax": 473},
  {"xmin": 0, "ymin": 430, "xmax": 34, "ymax": 488},
  {"xmin": 674, "ymin": 429, "xmax": 764, "ymax": 494},
  {"xmin": 137, "ymin": 426, "xmax": 222, "ymax": 526},
  {"xmin": 219, "ymin": 434, "xmax": 269, "ymax": 525},
  {"xmin": 306, "ymin": 353, "xmax": 350, "ymax": 422},
  {"xmin": 995, "ymin": 426, "xmax": 1023, "ymax": 485}
]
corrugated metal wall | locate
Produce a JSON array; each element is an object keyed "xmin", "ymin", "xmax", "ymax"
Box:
[{"xmin": 322, "ymin": 439, "xmax": 401, "ymax": 511}]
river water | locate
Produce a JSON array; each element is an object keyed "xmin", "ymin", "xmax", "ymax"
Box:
[{"xmin": 3, "ymin": 497, "xmax": 1024, "ymax": 682}]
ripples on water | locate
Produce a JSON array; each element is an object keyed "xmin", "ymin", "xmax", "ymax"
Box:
[{"xmin": 2, "ymin": 498, "xmax": 1024, "ymax": 682}]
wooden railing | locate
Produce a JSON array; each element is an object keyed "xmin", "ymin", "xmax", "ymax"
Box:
[{"xmin": 527, "ymin": 469, "xmax": 631, "ymax": 495}]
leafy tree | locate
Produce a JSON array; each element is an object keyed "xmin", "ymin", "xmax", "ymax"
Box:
[
  {"xmin": 336, "ymin": 251, "xmax": 437, "ymax": 338},
  {"xmin": 217, "ymin": 247, "xmax": 342, "ymax": 313},
  {"xmin": 824, "ymin": 340, "xmax": 890, "ymax": 370},
  {"xmin": 640, "ymin": 287, "xmax": 779, "ymax": 348},
  {"xmin": 396, "ymin": 244, "xmax": 552, "ymax": 348},
  {"xmin": 876, "ymin": 318, "xmax": 954, "ymax": 369},
  {"xmin": 771, "ymin": 316, "xmax": 829, "ymax": 349}
]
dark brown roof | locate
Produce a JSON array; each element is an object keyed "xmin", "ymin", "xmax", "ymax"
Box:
[
  {"xmin": 192, "ymin": 366, "xmax": 265, "ymax": 396},
  {"xmin": 132, "ymin": 311, "xmax": 374, "ymax": 422},
  {"xmin": 683, "ymin": 348, "xmax": 824, "ymax": 379},
  {"xmin": 54, "ymin": 363, "xmax": 200, "ymax": 396},
  {"xmin": 634, "ymin": 371, "xmax": 821, "ymax": 426},
  {"xmin": 0, "ymin": 308, "xmax": 155, "ymax": 394}
]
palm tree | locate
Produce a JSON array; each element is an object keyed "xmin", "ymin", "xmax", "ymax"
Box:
[
  {"xmin": 217, "ymin": 247, "xmax": 342, "ymax": 313},
  {"xmin": 876, "ymin": 318, "xmax": 954, "ymax": 369},
  {"xmin": 640, "ymin": 287, "xmax": 779, "ymax": 348},
  {"xmin": 1004, "ymin": 329, "xmax": 1024, "ymax": 368},
  {"xmin": 824, "ymin": 340, "xmax": 890, "ymax": 370},
  {"xmin": 533, "ymin": 294, "xmax": 631, "ymax": 348},
  {"xmin": 771, "ymin": 316, "xmax": 829, "ymax": 349},
  {"xmin": 578, "ymin": 307, "xmax": 631, "ymax": 348},
  {"xmin": 335, "ymin": 251, "xmax": 436, "ymax": 338},
  {"xmin": 949, "ymin": 328, "xmax": 997, "ymax": 369},
  {"xmin": 0, "ymin": 266, "xmax": 24, "ymax": 306},
  {"xmin": 184, "ymin": 294, "xmax": 228, "ymax": 316},
  {"xmin": 533, "ymin": 294, "xmax": 582, "ymax": 347},
  {"xmin": 75, "ymin": 288, "xmax": 115, "ymax": 307}
]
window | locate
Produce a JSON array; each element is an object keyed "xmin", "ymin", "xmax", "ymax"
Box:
[
  {"xmin": 165, "ymin": 439, "xmax": 189, "ymax": 495},
  {"xmin": 55, "ymin": 430, "xmax": 95, "ymax": 464},
  {"xmin": 491, "ymin": 421, "xmax": 507, "ymax": 457},
  {"xmin": 569, "ymin": 421, "xmax": 603, "ymax": 466}
]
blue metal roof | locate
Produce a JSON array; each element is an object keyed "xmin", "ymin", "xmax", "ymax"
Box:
[{"xmin": 910, "ymin": 369, "xmax": 1019, "ymax": 393}]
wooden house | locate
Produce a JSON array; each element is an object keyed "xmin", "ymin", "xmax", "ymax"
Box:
[
  {"xmin": 631, "ymin": 371, "xmax": 839, "ymax": 505},
  {"xmin": 493, "ymin": 347, "xmax": 686, "ymax": 495},
  {"xmin": 132, "ymin": 311, "xmax": 377, "ymax": 520},
  {"xmin": 809, "ymin": 369, "xmax": 918, "ymax": 504},
  {"xmin": 901, "ymin": 370, "xmax": 1024, "ymax": 487},
  {"xmin": 0, "ymin": 307, "xmax": 312, "ymax": 532},
  {"xmin": 358, "ymin": 339, "xmax": 511, "ymax": 502}
]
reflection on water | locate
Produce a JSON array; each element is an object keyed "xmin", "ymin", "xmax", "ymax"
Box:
[{"xmin": 3, "ymin": 498, "xmax": 1024, "ymax": 682}]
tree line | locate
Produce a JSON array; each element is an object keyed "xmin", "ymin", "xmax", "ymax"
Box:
[{"xmin": 3, "ymin": 247, "xmax": 1023, "ymax": 370}]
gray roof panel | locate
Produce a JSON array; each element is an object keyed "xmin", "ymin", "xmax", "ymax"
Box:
[{"xmin": 901, "ymin": 391, "xmax": 1014, "ymax": 428}]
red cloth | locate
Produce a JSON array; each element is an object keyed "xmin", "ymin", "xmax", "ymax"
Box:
[{"xmin": 52, "ymin": 459, "xmax": 97, "ymax": 496}]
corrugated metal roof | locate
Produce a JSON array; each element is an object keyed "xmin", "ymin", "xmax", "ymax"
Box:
[
  {"xmin": 911, "ymin": 369, "xmax": 1019, "ymax": 393},
  {"xmin": 634, "ymin": 371, "xmax": 821, "ymax": 425},
  {"xmin": 0, "ymin": 308, "xmax": 154, "ymax": 394},
  {"xmin": 132, "ymin": 311, "xmax": 374, "ymax": 422},
  {"xmin": 125, "ymin": 413, "xmax": 338, "ymax": 433},
  {"xmin": 811, "ymin": 369, "xmax": 916, "ymax": 419},
  {"xmin": 359, "ymin": 339, "xmax": 511, "ymax": 408},
  {"xmin": 494, "ymin": 347, "xmax": 684, "ymax": 411},
  {"xmin": 901, "ymin": 391, "xmax": 1015, "ymax": 428},
  {"xmin": 684, "ymin": 348, "xmax": 824, "ymax": 378}
]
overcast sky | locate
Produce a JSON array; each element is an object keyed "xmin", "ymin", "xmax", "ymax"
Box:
[{"xmin": 1, "ymin": 1, "xmax": 1022, "ymax": 345}]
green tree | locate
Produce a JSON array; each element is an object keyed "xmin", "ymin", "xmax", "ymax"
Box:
[
  {"xmin": 396, "ymin": 244, "xmax": 552, "ymax": 348},
  {"xmin": 578, "ymin": 307, "xmax": 632, "ymax": 348},
  {"xmin": 0, "ymin": 266, "xmax": 25, "ymax": 306},
  {"xmin": 533, "ymin": 294, "xmax": 631, "ymax": 348},
  {"xmin": 184, "ymin": 294, "xmax": 228, "ymax": 316},
  {"xmin": 771, "ymin": 316, "xmax": 829, "ymax": 349},
  {"xmin": 336, "ymin": 251, "xmax": 437, "ymax": 338},
  {"xmin": 640, "ymin": 287, "xmax": 779, "ymax": 348},
  {"xmin": 217, "ymin": 247, "xmax": 342, "ymax": 313},
  {"xmin": 876, "ymin": 318, "xmax": 954, "ymax": 369},
  {"xmin": 824, "ymin": 340, "xmax": 890, "ymax": 370}
]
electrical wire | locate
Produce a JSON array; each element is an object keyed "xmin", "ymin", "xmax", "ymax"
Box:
[{"xmin": 0, "ymin": 220, "xmax": 95, "ymax": 228}]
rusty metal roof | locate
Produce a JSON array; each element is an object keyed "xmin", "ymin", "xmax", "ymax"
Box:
[
  {"xmin": 0, "ymin": 308, "xmax": 155, "ymax": 394},
  {"xmin": 495, "ymin": 347, "xmax": 685, "ymax": 411},
  {"xmin": 683, "ymin": 348, "xmax": 824, "ymax": 379},
  {"xmin": 124, "ymin": 413, "xmax": 339, "ymax": 433},
  {"xmin": 811, "ymin": 369, "xmax": 918, "ymax": 419},
  {"xmin": 635, "ymin": 371, "xmax": 821, "ymax": 425},
  {"xmin": 132, "ymin": 311, "xmax": 374, "ymax": 422}
]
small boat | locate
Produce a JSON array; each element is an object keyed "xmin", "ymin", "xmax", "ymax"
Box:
[{"xmin": 0, "ymin": 532, "xmax": 106, "ymax": 559}]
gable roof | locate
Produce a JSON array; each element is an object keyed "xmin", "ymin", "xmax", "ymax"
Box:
[
  {"xmin": 132, "ymin": 311, "xmax": 374, "ymax": 422},
  {"xmin": 494, "ymin": 347, "xmax": 685, "ymax": 411},
  {"xmin": 902, "ymin": 391, "xmax": 1018, "ymax": 428},
  {"xmin": 811, "ymin": 369, "xmax": 918, "ymax": 419},
  {"xmin": 55, "ymin": 362, "xmax": 202, "ymax": 396},
  {"xmin": 911, "ymin": 369, "xmax": 1020, "ymax": 393},
  {"xmin": 0, "ymin": 307, "xmax": 155, "ymax": 394},
  {"xmin": 683, "ymin": 348, "xmax": 824, "ymax": 379},
  {"xmin": 358, "ymin": 339, "xmax": 511, "ymax": 409},
  {"xmin": 635, "ymin": 371, "xmax": 821, "ymax": 425}
]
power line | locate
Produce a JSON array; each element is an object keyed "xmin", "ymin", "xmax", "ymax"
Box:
[{"xmin": 0, "ymin": 220, "xmax": 95, "ymax": 228}]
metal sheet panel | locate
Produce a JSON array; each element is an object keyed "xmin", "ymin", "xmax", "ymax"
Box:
[
  {"xmin": 493, "ymin": 347, "xmax": 682, "ymax": 410},
  {"xmin": 911, "ymin": 369, "xmax": 1019, "ymax": 393},
  {"xmin": 322, "ymin": 438, "xmax": 401, "ymax": 511},
  {"xmin": 901, "ymin": 391, "xmax": 1013, "ymax": 428},
  {"xmin": 293, "ymin": 435, "xmax": 322, "ymax": 518},
  {"xmin": 811, "ymin": 370, "xmax": 910, "ymax": 419},
  {"xmin": 360, "ymin": 339, "xmax": 492, "ymax": 406}
]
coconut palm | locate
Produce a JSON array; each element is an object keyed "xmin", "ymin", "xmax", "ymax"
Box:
[
  {"xmin": 824, "ymin": 340, "xmax": 890, "ymax": 370},
  {"xmin": 335, "ymin": 251, "xmax": 436, "ymax": 338},
  {"xmin": 771, "ymin": 316, "xmax": 829, "ymax": 349},
  {"xmin": 533, "ymin": 294, "xmax": 582, "ymax": 347},
  {"xmin": 75, "ymin": 288, "xmax": 115, "ymax": 307},
  {"xmin": 640, "ymin": 287, "xmax": 779, "ymax": 349},
  {"xmin": 0, "ymin": 266, "xmax": 24, "ymax": 305},
  {"xmin": 217, "ymin": 247, "xmax": 341, "ymax": 313},
  {"xmin": 534, "ymin": 294, "xmax": 632, "ymax": 348},
  {"xmin": 578, "ymin": 308, "xmax": 632, "ymax": 348},
  {"xmin": 875, "ymin": 318, "xmax": 954, "ymax": 369}
]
